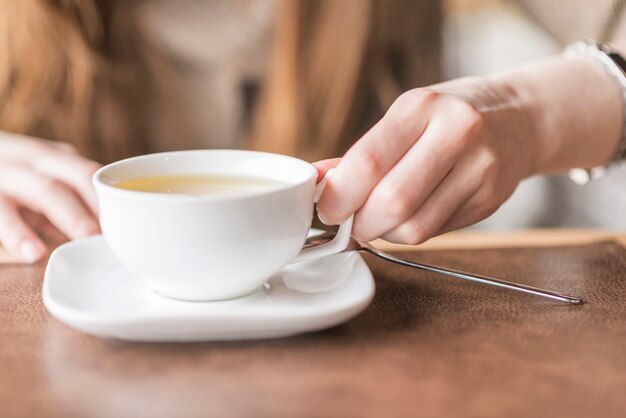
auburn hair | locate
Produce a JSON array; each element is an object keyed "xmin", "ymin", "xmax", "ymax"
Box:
[{"xmin": 0, "ymin": 0, "xmax": 440, "ymax": 162}]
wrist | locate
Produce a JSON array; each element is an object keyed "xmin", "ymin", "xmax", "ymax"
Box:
[{"xmin": 487, "ymin": 56, "xmax": 622, "ymax": 175}]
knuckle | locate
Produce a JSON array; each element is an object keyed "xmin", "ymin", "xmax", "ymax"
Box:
[
  {"xmin": 478, "ymin": 149, "xmax": 501, "ymax": 179},
  {"xmin": 386, "ymin": 89, "xmax": 442, "ymax": 140},
  {"xmin": 482, "ymin": 192, "xmax": 500, "ymax": 211},
  {"xmin": 412, "ymin": 89, "xmax": 441, "ymax": 107},
  {"xmin": 37, "ymin": 177, "xmax": 65, "ymax": 195},
  {"xmin": 474, "ymin": 188, "xmax": 505, "ymax": 220},
  {"xmin": 397, "ymin": 218, "xmax": 429, "ymax": 246},
  {"xmin": 392, "ymin": 89, "xmax": 440, "ymax": 116},
  {"xmin": 456, "ymin": 99, "xmax": 484, "ymax": 128},
  {"xmin": 352, "ymin": 148, "xmax": 384, "ymax": 180},
  {"xmin": 452, "ymin": 102, "xmax": 486, "ymax": 146},
  {"xmin": 474, "ymin": 202, "xmax": 498, "ymax": 221}
]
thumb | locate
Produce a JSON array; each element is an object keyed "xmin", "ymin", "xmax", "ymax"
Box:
[{"xmin": 312, "ymin": 158, "xmax": 341, "ymax": 183}]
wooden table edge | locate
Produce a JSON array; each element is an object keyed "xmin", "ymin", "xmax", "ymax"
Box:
[
  {"xmin": 372, "ymin": 228, "xmax": 626, "ymax": 252},
  {"xmin": 0, "ymin": 229, "xmax": 624, "ymax": 264}
]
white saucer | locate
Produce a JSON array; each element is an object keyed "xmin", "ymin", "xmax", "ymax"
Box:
[{"xmin": 42, "ymin": 232, "xmax": 375, "ymax": 342}]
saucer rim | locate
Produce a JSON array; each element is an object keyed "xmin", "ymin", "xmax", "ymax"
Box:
[{"xmin": 42, "ymin": 234, "xmax": 375, "ymax": 341}]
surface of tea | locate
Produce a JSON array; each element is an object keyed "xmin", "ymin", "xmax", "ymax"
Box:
[{"xmin": 114, "ymin": 175, "xmax": 287, "ymax": 195}]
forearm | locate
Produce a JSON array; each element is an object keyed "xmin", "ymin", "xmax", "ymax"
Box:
[{"xmin": 487, "ymin": 50, "xmax": 623, "ymax": 175}]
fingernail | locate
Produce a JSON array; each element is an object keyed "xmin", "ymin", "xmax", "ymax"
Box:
[
  {"xmin": 20, "ymin": 240, "xmax": 44, "ymax": 264},
  {"xmin": 79, "ymin": 220, "xmax": 101, "ymax": 237},
  {"xmin": 317, "ymin": 209, "xmax": 330, "ymax": 225}
]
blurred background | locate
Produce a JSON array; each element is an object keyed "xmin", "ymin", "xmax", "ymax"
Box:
[{"xmin": 2, "ymin": 0, "xmax": 625, "ymax": 233}]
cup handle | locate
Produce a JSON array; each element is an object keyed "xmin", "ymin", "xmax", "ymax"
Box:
[{"xmin": 291, "ymin": 169, "xmax": 354, "ymax": 263}]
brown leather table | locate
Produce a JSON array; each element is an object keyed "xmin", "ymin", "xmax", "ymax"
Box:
[{"xmin": 1, "ymin": 229, "xmax": 625, "ymax": 417}]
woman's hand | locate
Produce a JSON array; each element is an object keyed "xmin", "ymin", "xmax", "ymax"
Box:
[
  {"xmin": 315, "ymin": 53, "xmax": 625, "ymax": 245},
  {"xmin": 314, "ymin": 77, "xmax": 540, "ymax": 244},
  {"xmin": 0, "ymin": 132, "xmax": 101, "ymax": 262}
]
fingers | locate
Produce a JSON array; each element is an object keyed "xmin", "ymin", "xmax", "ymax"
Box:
[
  {"xmin": 312, "ymin": 158, "xmax": 341, "ymax": 183},
  {"xmin": 311, "ymin": 85, "xmax": 521, "ymax": 244},
  {"xmin": 20, "ymin": 208, "xmax": 68, "ymax": 247},
  {"xmin": 381, "ymin": 161, "xmax": 479, "ymax": 244},
  {"xmin": 349, "ymin": 121, "xmax": 465, "ymax": 241},
  {"xmin": 317, "ymin": 92, "xmax": 430, "ymax": 225},
  {"xmin": 381, "ymin": 142, "xmax": 510, "ymax": 244},
  {"xmin": 0, "ymin": 196, "xmax": 46, "ymax": 263},
  {"xmin": 0, "ymin": 163, "xmax": 100, "ymax": 240},
  {"xmin": 434, "ymin": 193, "xmax": 502, "ymax": 237},
  {"xmin": 433, "ymin": 151, "xmax": 517, "ymax": 237},
  {"xmin": 32, "ymin": 151, "xmax": 101, "ymax": 214},
  {"xmin": 0, "ymin": 134, "xmax": 100, "ymax": 214}
]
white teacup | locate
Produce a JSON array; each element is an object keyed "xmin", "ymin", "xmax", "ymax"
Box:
[{"xmin": 93, "ymin": 150, "xmax": 353, "ymax": 301}]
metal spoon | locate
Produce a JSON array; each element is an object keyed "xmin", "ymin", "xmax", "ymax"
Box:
[{"xmin": 304, "ymin": 231, "xmax": 584, "ymax": 305}]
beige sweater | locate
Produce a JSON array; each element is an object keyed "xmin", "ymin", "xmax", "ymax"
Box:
[{"xmin": 519, "ymin": 0, "xmax": 626, "ymax": 43}]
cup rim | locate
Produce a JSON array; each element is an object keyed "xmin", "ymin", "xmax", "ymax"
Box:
[{"xmin": 92, "ymin": 149, "xmax": 318, "ymax": 202}]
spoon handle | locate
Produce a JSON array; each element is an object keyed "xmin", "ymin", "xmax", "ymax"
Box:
[{"xmin": 360, "ymin": 246, "xmax": 584, "ymax": 305}]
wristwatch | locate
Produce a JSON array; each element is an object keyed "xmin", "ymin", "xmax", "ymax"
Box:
[{"xmin": 563, "ymin": 40, "xmax": 626, "ymax": 185}]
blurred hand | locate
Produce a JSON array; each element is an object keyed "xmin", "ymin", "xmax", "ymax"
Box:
[
  {"xmin": 314, "ymin": 78, "xmax": 536, "ymax": 244},
  {"xmin": 0, "ymin": 132, "xmax": 101, "ymax": 262}
]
